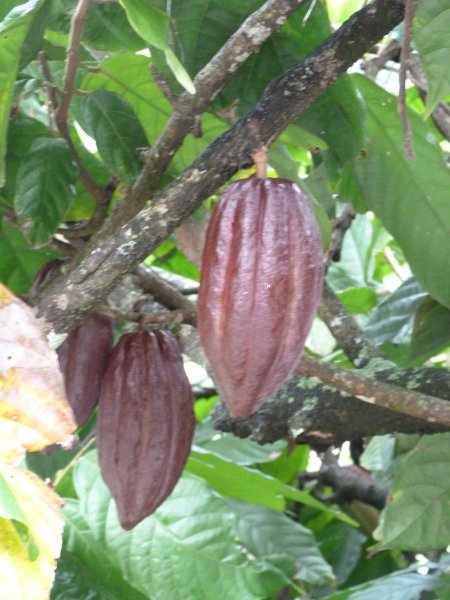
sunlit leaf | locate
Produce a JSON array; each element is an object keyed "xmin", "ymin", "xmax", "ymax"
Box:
[
  {"xmin": 0, "ymin": 464, "xmax": 64, "ymax": 600},
  {"xmin": 0, "ymin": 284, "xmax": 76, "ymax": 462}
]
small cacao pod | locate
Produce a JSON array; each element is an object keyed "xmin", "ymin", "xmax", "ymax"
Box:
[
  {"xmin": 57, "ymin": 312, "xmax": 113, "ymax": 428},
  {"xmin": 97, "ymin": 329, "xmax": 195, "ymax": 530},
  {"xmin": 197, "ymin": 176, "xmax": 324, "ymax": 419}
]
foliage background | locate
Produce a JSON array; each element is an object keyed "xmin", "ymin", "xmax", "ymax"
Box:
[{"xmin": 1, "ymin": 0, "xmax": 450, "ymax": 598}]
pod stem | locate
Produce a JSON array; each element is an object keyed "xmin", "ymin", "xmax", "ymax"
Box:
[{"xmin": 251, "ymin": 147, "xmax": 268, "ymax": 179}]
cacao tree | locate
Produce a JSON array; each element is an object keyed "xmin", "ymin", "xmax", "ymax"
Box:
[{"xmin": 1, "ymin": 0, "xmax": 450, "ymax": 598}]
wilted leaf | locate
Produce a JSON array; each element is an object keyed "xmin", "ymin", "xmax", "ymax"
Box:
[
  {"xmin": 0, "ymin": 464, "xmax": 64, "ymax": 600},
  {"xmin": 0, "ymin": 284, "xmax": 76, "ymax": 462}
]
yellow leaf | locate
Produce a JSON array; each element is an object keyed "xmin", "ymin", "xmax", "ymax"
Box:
[
  {"xmin": 0, "ymin": 284, "xmax": 76, "ymax": 462},
  {"xmin": 0, "ymin": 465, "xmax": 64, "ymax": 600}
]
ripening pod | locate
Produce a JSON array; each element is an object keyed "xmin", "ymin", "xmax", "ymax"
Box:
[
  {"xmin": 197, "ymin": 176, "xmax": 324, "ymax": 419},
  {"xmin": 57, "ymin": 311, "xmax": 113, "ymax": 428},
  {"xmin": 97, "ymin": 329, "xmax": 195, "ymax": 530}
]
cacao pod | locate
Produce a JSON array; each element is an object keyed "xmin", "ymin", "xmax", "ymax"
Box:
[
  {"xmin": 57, "ymin": 312, "xmax": 113, "ymax": 428},
  {"xmin": 197, "ymin": 176, "xmax": 324, "ymax": 419},
  {"xmin": 97, "ymin": 329, "xmax": 195, "ymax": 530}
]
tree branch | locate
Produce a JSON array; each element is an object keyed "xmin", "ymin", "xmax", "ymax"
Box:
[
  {"xmin": 296, "ymin": 356, "xmax": 450, "ymax": 427},
  {"xmin": 213, "ymin": 363, "xmax": 450, "ymax": 447},
  {"xmin": 36, "ymin": 0, "xmax": 406, "ymax": 335},
  {"xmin": 110, "ymin": 0, "xmax": 310, "ymax": 228},
  {"xmin": 319, "ymin": 282, "xmax": 388, "ymax": 367}
]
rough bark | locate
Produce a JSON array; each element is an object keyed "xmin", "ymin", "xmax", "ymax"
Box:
[{"xmin": 36, "ymin": 0, "xmax": 406, "ymax": 336}]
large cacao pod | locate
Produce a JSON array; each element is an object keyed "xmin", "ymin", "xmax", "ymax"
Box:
[
  {"xmin": 197, "ymin": 176, "xmax": 324, "ymax": 419},
  {"xmin": 97, "ymin": 329, "xmax": 195, "ymax": 530},
  {"xmin": 57, "ymin": 311, "xmax": 113, "ymax": 428}
]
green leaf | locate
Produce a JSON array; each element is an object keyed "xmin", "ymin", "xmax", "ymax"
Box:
[
  {"xmin": 327, "ymin": 214, "xmax": 389, "ymax": 290},
  {"xmin": 0, "ymin": 218, "xmax": 59, "ymax": 293},
  {"xmin": 0, "ymin": 0, "xmax": 45, "ymax": 185},
  {"xmin": 82, "ymin": 2, "xmax": 146, "ymax": 52},
  {"xmin": 315, "ymin": 521, "xmax": 366, "ymax": 587},
  {"xmin": 409, "ymin": 296, "xmax": 450, "ymax": 363},
  {"xmin": 66, "ymin": 451, "xmax": 289, "ymax": 600},
  {"xmin": 62, "ymin": 501, "xmax": 148, "ymax": 600},
  {"xmin": 195, "ymin": 422, "xmax": 285, "ymax": 465},
  {"xmin": 15, "ymin": 137, "xmax": 76, "ymax": 246},
  {"xmin": 229, "ymin": 500, "xmax": 335, "ymax": 586},
  {"xmin": 349, "ymin": 74, "xmax": 450, "ymax": 309},
  {"xmin": 51, "ymin": 547, "xmax": 129, "ymax": 600},
  {"xmin": 374, "ymin": 433, "xmax": 450, "ymax": 551},
  {"xmin": 118, "ymin": 0, "xmax": 195, "ymax": 93},
  {"xmin": 81, "ymin": 53, "xmax": 172, "ymax": 145},
  {"xmin": 1, "ymin": 111, "xmax": 48, "ymax": 203},
  {"xmin": 414, "ymin": 0, "xmax": 450, "ymax": 117},
  {"xmin": 297, "ymin": 75, "xmax": 366, "ymax": 166},
  {"xmin": 79, "ymin": 90, "xmax": 148, "ymax": 186},
  {"xmin": 337, "ymin": 287, "xmax": 378, "ymax": 315},
  {"xmin": 0, "ymin": 472, "xmax": 27, "ymax": 525},
  {"xmin": 364, "ymin": 277, "xmax": 426, "ymax": 344},
  {"xmin": 323, "ymin": 569, "xmax": 442, "ymax": 600},
  {"xmin": 188, "ymin": 447, "xmax": 355, "ymax": 523}
]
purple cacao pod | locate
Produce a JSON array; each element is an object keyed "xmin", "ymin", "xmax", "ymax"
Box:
[
  {"xmin": 57, "ymin": 312, "xmax": 113, "ymax": 428},
  {"xmin": 97, "ymin": 329, "xmax": 195, "ymax": 530},
  {"xmin": 197, "ymin": 176, "xmax": 324, "ymax": 419}
]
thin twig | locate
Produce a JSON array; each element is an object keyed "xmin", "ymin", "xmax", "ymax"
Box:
[
  {"xmin": 134, "ymin": 266, "xmax": 198, "ymax": 326},
  {"xmin": 383, "ymin": 246, "xmax": 406, "ymax": 281},
  {"xmin": 149, "ymin": 65, "xmax": 179, "ymax": 108},
  {"xmin": 327, "ymin": 204, "xmax": 355, "ymax": 263},
  {"xmin": 398, "ymin": 0, "xmax": 418, "ymax": 160},
  {"xmin": 296, "ymin": 355, "xmax": 450, "ymax": 426},
  {"xmin": 56, "ymin": 0, "xmax": 92, "ymax": 126}
]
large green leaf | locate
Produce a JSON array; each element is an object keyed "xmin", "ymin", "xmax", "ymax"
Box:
[
  {"xmin": 1, "ymin": 111, "xmax": 48, "ymax": 203},
  {"xmin": 64, "ymin": 451, "xmax": 290, "ymax": 600},
  {"xmin": 82, "ymin": 2, "xmax": 146, "ymax": 52},
  {"xmin": 414, "ymin": 0, "xmax": 450, "ymax": 117},
  {"xmin": 348, "ymin": 75, "xmax": 450, "ymax": 309},
  {"xmin": 79, "ymin": 90, "xmax": 148, "ymax": 186},
  {"xmin": 81, "ymin": 53, "xmax": 172, "ymax": 145},
  {"xmin": 229, "ymin": 500, "xmax": 335, "ymax": 586},
  {"xmin": 52, "ymin": 547, "xmax": 135, "ymax": 600},
  {"xmin": 14, "ymin": 137, "xmax": 76, "ymax": 246},
  {"xmin": 409, "ymin": 296, "xmax": 450, "ymax": 363},
  {"xmin": 364, "ymin": 277, "xmax": 426, "ymax": 344},
  {"xmin": 323, "ymin": 568, "xmax": 442, "ymax": 600},
  {"xmin": 118, "ymin": 0, "xmax": 195, "ymax": 93},
  {"xmin": 62, "ymin": 502, "xmax": 147, "ymax": 600},
  {"xmin": 0, "ymin": 0, "xmax": 45, "ymax": 185},
  {"xmin": 187, "ymin": 447, "xmax": 354, "ymax": 523},
  {"xmin": 0, "ymin": 218, "xmax": 59, "ymax": 293},
  {"xmin": 315, "ymin": 521, "xmax": 366, "ymax": 587},
  {"xmin": 195, "ymin": 422, "xmax": 285, "ymax": 465},
  {"xmin": 374, "ymin": 433, "xmax": 450, "ymax": 551}
]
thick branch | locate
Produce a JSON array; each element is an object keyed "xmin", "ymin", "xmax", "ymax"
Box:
[
  {"xmin": 37, "ymin": 0, "xmax": 405, "ymax": 334},
  {"xmin": 296, "ymin": 356, "xmax": 450, "ymax": 427},
  {"xmin": 302, "ymin": 464, "xmax": 388, "ymax": 510},
  {"xmin": 213, "ymin": 363, "xmax": 450, "ymax": 446},
  {"xmin": 111, "ymin": 0, "xmax": 309, "ymax": 227}
]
